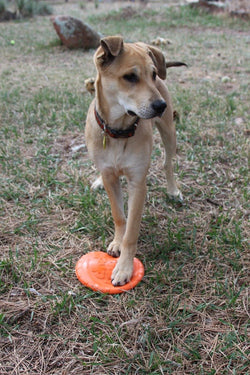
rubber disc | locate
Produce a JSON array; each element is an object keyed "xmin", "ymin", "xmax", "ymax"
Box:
[{"xmin": 75, "ymin": 251, "xmax": 144, "ymax": 294}]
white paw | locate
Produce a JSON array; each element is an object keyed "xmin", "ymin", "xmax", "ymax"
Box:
[
  {"xmin": 91, "ymin": 176, "xmax": 104, "ymax": 190},
  {"xmin": 111, "ymin": 258, "xmax": 133, "ymax": 286},
  {"xmin": 168, "ymin": 187, "xmax": 183, "ymax": 202},
  {"xmin": 107, "ymin": 240, "xmax": 121, "ymax": 258}
]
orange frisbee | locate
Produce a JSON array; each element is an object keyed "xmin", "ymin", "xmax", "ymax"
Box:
[{"xmin": 75, "ymin": 251, "xmax": 144, "ymax": 294}]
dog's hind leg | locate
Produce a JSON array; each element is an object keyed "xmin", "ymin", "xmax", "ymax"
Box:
[{"xmin": 91, "ymin": 175, "xmax": 104, "ymax": 190}]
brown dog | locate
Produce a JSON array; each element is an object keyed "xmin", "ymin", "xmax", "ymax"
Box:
[{"xmin": 85, "ymin": 36, "xmax": 184, "ymax": 286}]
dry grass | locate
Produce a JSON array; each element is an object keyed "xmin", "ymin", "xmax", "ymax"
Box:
[{"xmin": 0, "ymin": 1, "xmax": 249, "ymax": 374}]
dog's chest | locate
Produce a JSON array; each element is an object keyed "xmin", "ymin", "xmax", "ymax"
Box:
[
  {"xmin": 93, "ymin": 135, "xmax": 152, "ymax": 178},
  {"xmin": 95, "ymin": 139, "xmax": 131, "ymax": 174}
]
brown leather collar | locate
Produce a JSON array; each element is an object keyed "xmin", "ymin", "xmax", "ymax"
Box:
[{"xmin": 94, "ymin": 107, "xmax": 139, "ymax": 139}]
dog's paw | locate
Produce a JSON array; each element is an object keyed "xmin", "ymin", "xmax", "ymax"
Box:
[
  {"xmin": 167, "ymin": 188, "xmax": 183, "ymax": 202},
  {"xmin": 84, "ymin": 77, "xmax": 95, "ymax": 95},
  {"xmin": 107, "ymin": 240, "xmax": 121, "ymax": 258},
  {"xmin": 111, "ymin": 259, "xmax": 133, "ymax": 286},
  {"xmin": 91, "ymin": 176, "xmax": 104, "ymax": 190}
]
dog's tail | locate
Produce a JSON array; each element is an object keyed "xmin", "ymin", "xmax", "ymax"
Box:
[{"xmin": 166, "ymin": 61, "xmax": 188, "ymax": 69}]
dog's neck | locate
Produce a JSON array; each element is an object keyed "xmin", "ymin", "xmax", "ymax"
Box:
[
  {"xmin": 94, "ymin": 107, "xmax": 139, "ymax": 139},
  {"xmin": 95, "ymin": 76, "xmax": 137, "ymax": 130}
]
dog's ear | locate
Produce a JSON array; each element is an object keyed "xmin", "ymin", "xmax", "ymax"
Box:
[
  {"xmin": 96, "ymin": 36, "xmax": 124, "ymax": 65},
  {"xmin": 147, "ymin": 45, "xmax": 166, "ymax": 80}
]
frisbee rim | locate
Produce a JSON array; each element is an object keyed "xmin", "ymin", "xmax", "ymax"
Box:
[{"xmin": 75, "ymin": 251, "xmax": 144, "ymax": 294}]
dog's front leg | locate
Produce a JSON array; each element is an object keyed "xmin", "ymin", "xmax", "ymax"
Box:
[
  {"xmin": 102, "ymin": 171, "xmax": 126, "ymax": 258},
  {"xmin": 111, "ymin": 179, "xmax": 147, "ymax": 286},
  {"xmin": 156, "ymin": 117, "xmax": 183, "ymax": 201}
]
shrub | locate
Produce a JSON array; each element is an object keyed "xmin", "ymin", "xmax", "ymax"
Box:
[
  {"xmin": 0, "ymin": 0, "xmax": 6, "ymax": 14},
  {"xmin": 15, "ymin": 0, "xmax": 53, "ymax": 18},
  {"xmin": 35, "ymin": 1, "xmax": 53, "ymax": 16}
]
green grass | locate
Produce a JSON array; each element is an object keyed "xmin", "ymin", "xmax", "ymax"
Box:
[
  {"xmin": 88, "ymin": 5, "xmax": 249, "ymax": 37},
  {"xmin": 0, "ymin": 1, "xmax": 249, "ymax": 374}
]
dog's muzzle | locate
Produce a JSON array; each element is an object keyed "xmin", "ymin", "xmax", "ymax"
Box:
[
  {"xmin": 127, "ymin": 99, "xmax": 167, "ymax": 119},
  {"xmin": 151, "ymin": 99, "xmax": 167, "ymax": 117}
]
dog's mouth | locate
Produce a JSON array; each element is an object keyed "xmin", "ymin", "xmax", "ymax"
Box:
[
  {"xmin": 127, "ymin": 110, "xmax": 137, "ymax": 117},
  {"xmin": 127, "ymin": 100, "xmax": 167, "ymax": 119},
  {"xmin": 127, "ymin": 109, "xmax": 162, "ymax": 119}
]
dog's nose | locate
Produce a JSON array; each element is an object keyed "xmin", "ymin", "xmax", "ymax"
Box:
[{"xmin": 151, "ymin": 100, "xmax": 167, "ymax": 116}]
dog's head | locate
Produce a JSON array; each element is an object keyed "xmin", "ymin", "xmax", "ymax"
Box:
[{"xmin": 94, "ymin": 36, "xmax": 167, "ymax": 119}]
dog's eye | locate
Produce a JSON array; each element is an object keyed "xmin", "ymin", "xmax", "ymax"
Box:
[
  {"xmin": 152, "ymin": 71, "xmax": 157, "ymax": 81},
  {"xmin": 123, "ymin": 73, "xmax": 139, "ymax": 83}
]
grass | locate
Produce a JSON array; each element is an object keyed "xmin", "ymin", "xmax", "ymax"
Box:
[{"xmin": 0, "ymin": 1, "xmax": 249, "ymax": 374}]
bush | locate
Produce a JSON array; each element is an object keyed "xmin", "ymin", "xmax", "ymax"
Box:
[
  {"xmin": 15, "ymin": 0, "xmax": 53, "ymax": 18},
  {"xmin": 35, "ymin": 1, "xmax": 53, "ymax": 16},
  {"xmin": 0, "ymin": 0, "xmax": 6, "ymax": 14},
  {"xmin": 16, "ymin": 0, "xmax": 33, "ymax": 17}
]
